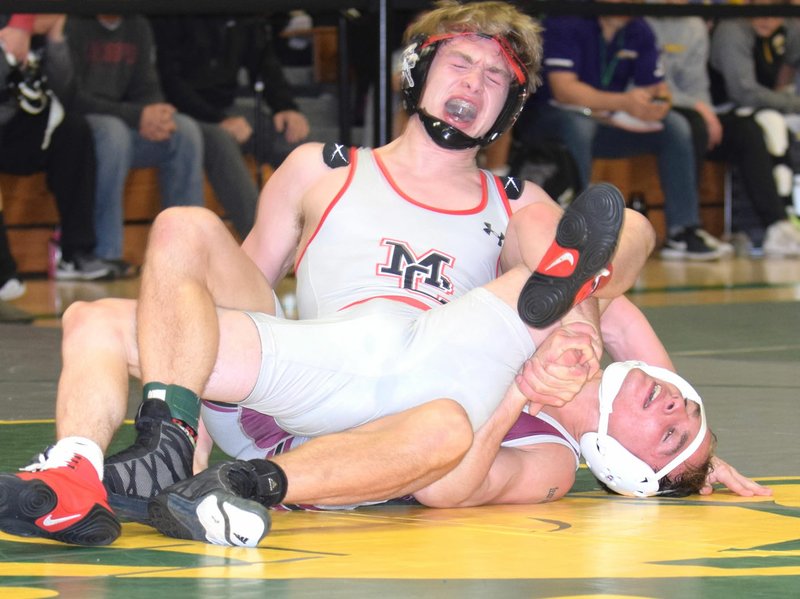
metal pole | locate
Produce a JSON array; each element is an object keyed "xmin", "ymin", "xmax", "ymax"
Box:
[
  {"xmin": 337, "ymin": 11, "xmax": 351, "ymax": 146},
  {"xmin": 254, "ymin": 77, "xmax": 265, "ymax": 190},
  {"xmin": 376, "ymin": 0, "xmax": 389, "ymax": 146}
]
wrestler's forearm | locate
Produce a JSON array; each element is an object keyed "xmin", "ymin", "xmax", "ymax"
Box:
[
  {"xmin": 600, "ymin": 296, "xmax": 674, "ymax": 368},
  {"xmin": 413, "ymin": 385, "xmax": 530, "ymax": 507},
  {"xmin": 270, "ymin": 400, "xmax": 473, "ymax": 506}
]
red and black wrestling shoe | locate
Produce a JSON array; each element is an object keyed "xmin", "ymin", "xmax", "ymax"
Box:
[
  {"xmin": 518, "ymin": 182, "xmax": 624, "ymax": 328},
  {"xmin": 0, "ymin": 444, "xmax": 120, "ymax": 546}
]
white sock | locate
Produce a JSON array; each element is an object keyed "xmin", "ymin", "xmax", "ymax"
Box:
[{"xmin": 48, "ymin": 437, "xmax": 105, "ymax": 481}]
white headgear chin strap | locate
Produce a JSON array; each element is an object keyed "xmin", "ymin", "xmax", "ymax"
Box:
[{"xmin": 579, "ymin": 361, "xmax": 708, "ymax": 498}]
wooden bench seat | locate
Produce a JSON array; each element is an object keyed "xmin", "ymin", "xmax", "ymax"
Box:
[{"xmin": 1, "ymin": 162, "xmax": 265, "ymax": 275}]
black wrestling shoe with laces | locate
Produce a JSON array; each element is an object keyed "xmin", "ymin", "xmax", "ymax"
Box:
[
  {"xmin": 518, "ymin": 182, "xmax": 624, "ymax": 328},
  {"xmin": 103, "ymin": 399, "xmax": 194, "ymax": 523},
  {"xmin": 148, "ymin": 460, "xmax": 272, "ymax": 547}
]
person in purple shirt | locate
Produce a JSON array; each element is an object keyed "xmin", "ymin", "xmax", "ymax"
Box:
[{"xmin": 514, "ymin": 5, "xmax": 727, "ymax": 260}]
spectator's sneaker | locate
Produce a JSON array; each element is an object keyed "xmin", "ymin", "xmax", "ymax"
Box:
[
  {"xmin": 660, "ymin": 227, "xmax": 724, "ymax": 261},
  {"xmin": 0, "ymin": 445, "xmax": 120, "ymax": 546},
  {"xmin": 0, "ymin": 277, "xmax": 26, "ymax": 301},
  {"xmin": 55, "ymin": 252, "xmax": 112, "ymax": 281},
  {"xmin": 148, "ymin": 460, "xmax": 271, "ymax": 547},
  {"xmin": 518, "ymin": 182, "xmax": 624, "ymax": 328},
  {"xmin": 103, "ymin": 399, "xmax": 195, "ymax": 523},
  {"xmin": 696, "ymin": 229, "xmax": 734, "ymax": 257},
  {"xmin": 787, "ymin": 210, "xmax": 800, "ymax": 231},
  {"xmin": 103, "ymin": 259, "xmax": 140, "ymax": 280},
  {"xmin": 763, "ymin": 220, "xmax": 800, "ymax": 257}
]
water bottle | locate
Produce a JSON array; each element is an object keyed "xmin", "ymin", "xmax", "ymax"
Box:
[
  {"xmin": 629, "ymin": 191, "xmax": 647, "ymax": 216},
  {"xmin": 792, "ymin": 173, "xmax": 800, "ymax": 217},
  {"xmin": 47, "ymin": 228, "xmax": 61, "ymax": 279}
]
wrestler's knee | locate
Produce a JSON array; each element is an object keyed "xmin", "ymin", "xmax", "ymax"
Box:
[
  {"xmin": 62, "ymin": 299, "xmax": 139, "ymax": 369},
  {"xmin": 148, "ymin": 206, "xmax": 223, "ymax": 256},
  {"xmin": 622, "ymin": 208, "xmax": 656, "ymax": 255}
]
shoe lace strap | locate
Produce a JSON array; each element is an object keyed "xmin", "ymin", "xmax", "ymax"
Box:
[
  {"xmin": 20, "ymin": 443, "xmax": 78, "ymax": 472},
  {"xmin": 19, "ymin": 449, "xmax": 51, "ymax": 472},
  {"xmin": 19, "ymin": 438, "xmax": 98, "ymax": 473}
]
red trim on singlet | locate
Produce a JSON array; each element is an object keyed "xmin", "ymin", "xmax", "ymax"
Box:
[
  {"xmin": 372, "ymin": 151, "xmax": 489, "ymax": 215},
  {"xmin": 492, "ymin": 174, "xmax": 515, "ymax": 218},
  {"xmin": 294, "ymin": 147, "xmax": 359, "ymax": 272},
  {"xmin": 338, "ymin": 294, "xmax": 435, "ymax": 313}
]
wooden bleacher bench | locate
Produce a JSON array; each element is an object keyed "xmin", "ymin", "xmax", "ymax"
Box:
[
  {"xmin": 1, "ymin": 160, "xmax": 267, "ymax": 275},
  {"xmin": 591, "ymin": 156, "xmax": 726, "ymax": 244},
  {"xmin": 4, "ymin": 154, "xmax": 725, "ymax": 274}
]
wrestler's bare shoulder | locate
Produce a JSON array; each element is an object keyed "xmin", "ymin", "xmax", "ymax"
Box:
[
  {"xmin": 278, "ymin": 142, "xmax": 354, "ymax": 189},
  {"xmin": 511, "ymin": 179, "xmax": 558, "ymax": 213}
]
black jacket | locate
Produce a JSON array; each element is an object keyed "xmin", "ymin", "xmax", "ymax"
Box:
[{"xmin": 151, "ymin": 15, "xmax": 299, "ymax": 123}]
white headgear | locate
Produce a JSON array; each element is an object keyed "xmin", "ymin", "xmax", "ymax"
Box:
[{"xmin": 579, "ymin": 361, "xmax": 708, "ymax": 497}]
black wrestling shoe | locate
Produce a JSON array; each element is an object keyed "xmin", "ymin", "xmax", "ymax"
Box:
[
  {"xmin": 104, "ymin": 399, "xmax": 194, "ymax": 523},
  {"xmin": 518, "ymin": 182, "xmax": 624, "ymax": 328},
  {"xmin": 148, "ymin": 460, "xmax": 271, "ymax": 547}
]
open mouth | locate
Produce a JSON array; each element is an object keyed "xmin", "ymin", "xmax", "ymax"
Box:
[
  {"xmin": 444, "ymin": 98, "xmax": 478, "ymax": 123},
  {"xmin": 643, "ymin": 383, "xmax": 661, "ymax": 409}
]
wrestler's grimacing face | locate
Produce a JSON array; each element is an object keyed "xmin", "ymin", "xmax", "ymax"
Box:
[{"xmin": 419, "ymin": 35, "xmax": 513, "ymax": 138}]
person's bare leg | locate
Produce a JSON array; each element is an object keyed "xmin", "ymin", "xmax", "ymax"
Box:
[
  {"xmin": 95, "ymin": 207, "xmax": 279, "ymax": 520},
  {"xmin": 56, "ymin": 298, "xmax": 141, "ymax": 449},
  {"xmin": 272, "ymin": 400, "xmax": 473, "ymax": 506},
  {"xmin": 501, "ymin": 192, "xmax": 655, "ymax": 299},
  {"xmin": 137, "ymin": 206, "xmax": 276, "ymax": 394}
]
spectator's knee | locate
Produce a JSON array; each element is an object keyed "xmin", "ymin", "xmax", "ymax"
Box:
[
  {"xmin": 172, "ymin": 114, "xmax": 204, "ymax": 155},
  {"xmin": 88, "ymin": 115, "xmax": 133, "ymax": 159}
]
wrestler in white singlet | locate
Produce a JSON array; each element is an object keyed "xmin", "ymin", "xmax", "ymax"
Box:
[
  {"xmin": 295, "ymin": 146, "xmax": 516, "ymax": 316},
  {"xmin": 208, "ymin": 144, "xmax": 526, "ymax": 451}
]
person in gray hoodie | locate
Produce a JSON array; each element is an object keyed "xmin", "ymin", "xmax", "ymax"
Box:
[{"xmin": 649, "ymin": 5, "xmax": 800, "ymax": 257}]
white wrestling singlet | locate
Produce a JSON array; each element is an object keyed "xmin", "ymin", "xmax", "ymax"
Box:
[{"xmin": 294, "ymin": 147, "xmax": 514, "ymax": 317}]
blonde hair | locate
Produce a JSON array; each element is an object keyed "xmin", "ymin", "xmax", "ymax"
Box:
[{"xmin": 404, "ymin": 0, "xmax": 543, "ymax": 91}]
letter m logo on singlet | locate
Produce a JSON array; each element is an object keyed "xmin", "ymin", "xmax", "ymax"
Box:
[{"xmin": 377, "ymin": 239, "xmax": 455, "ymax": 304}]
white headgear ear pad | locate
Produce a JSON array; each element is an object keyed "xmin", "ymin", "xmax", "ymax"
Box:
[{"xmin": 579, "ymin": 361, "xmax": 707, "ymax": 497}]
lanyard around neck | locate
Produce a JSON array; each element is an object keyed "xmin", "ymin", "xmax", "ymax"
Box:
[{"xmin": 599, "ymin": 29, "xmax": 625, "ymax": 89}]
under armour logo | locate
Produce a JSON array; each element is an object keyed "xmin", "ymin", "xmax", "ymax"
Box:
[{"xmin": 483, "ymin": 222, "xmax": 505, "ymax": 247}]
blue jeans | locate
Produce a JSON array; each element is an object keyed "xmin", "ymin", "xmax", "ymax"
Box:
[
  {"xmin": 87, "ymin": 113, "xmax": 204, "ymax": 260},
  {"xmin": 516, "ymin": 104, "xmax": 701, "ymax": 232}
]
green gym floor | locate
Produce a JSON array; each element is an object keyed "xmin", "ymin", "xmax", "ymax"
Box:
[{"xmin": 0, "ymin": 259, "xmax": 798, "ymax": 598}]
